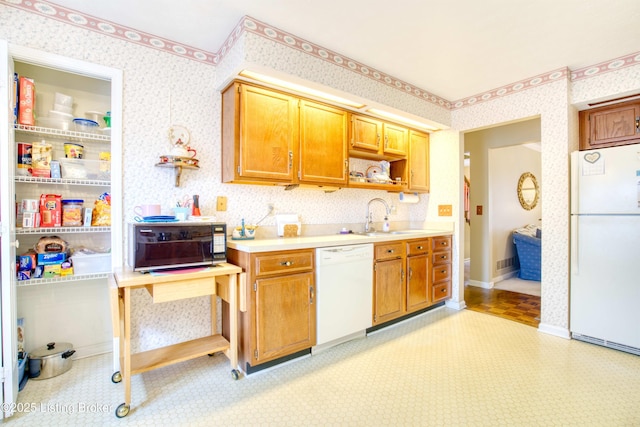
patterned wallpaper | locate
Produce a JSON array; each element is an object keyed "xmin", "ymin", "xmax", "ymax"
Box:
[{"xmin": 3, "ymin": 0, "xmax": 640, "ymax": 348}]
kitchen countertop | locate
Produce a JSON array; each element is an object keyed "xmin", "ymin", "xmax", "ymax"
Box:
[{"xmin": 226, "ymin": 229, "xmax": 451, "ymax": 253}]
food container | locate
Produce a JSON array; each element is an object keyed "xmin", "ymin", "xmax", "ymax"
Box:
[
  {"xmin": 70, "ymin": 252, "xmax": 111, "ymax": 275},
  {"xmin": 37, "ymin": 116, "xmax": 72, "ymax": 131},
  {"xmin": 49, "ymin": 110, "xmax": 73, "ymax": 121},
  {"xmin": 64, "ymin": 142, "xmax": 83, "ymax": 158},
  {"xmin": 73, "ymin": 118, "xmax": 99, "ymax": 133},
  {"xmin": 84, "ymin": 111, "xmax": 103, "ymax": 123},
  {"xmin": 28, "ymin": 342, "xmax": 75, "ymax": 380},
  {"xmin": 62, "ymin": 199, "xmax": 84, "ymax": 226},
  {"xmin": 54, "ymin": 92, "xmax": 73, "ymax": 107},
  {"xmin": 58, "ymin": 158, "xmax": 109, "ymax": 180}
]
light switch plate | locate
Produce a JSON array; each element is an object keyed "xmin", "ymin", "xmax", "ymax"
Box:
[
  {"xmin": 216, "ymin": 196, "xmax": 227, "ymax": 211},
  {"xmin": 438, "ymin": 204, "xmax": 452, "ymax": 216}
]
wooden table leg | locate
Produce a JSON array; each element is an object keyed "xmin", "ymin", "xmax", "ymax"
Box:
[
  {"xmin": 228, "ymin": 273, "xmax": 238, "ymax": 370},
  {"xmin": 123, "ymin": 287, "xmax": 132, "ymax": 407}
]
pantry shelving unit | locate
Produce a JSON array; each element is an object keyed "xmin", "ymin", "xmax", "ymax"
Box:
[{"xmin": 0, "ymin": 40, "xmax": 123, "ymax": 416}]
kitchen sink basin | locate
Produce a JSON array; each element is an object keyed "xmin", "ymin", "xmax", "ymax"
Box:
[{"xmin": 357, "ymin": 230, "xmax": 425, "ymax": 237}]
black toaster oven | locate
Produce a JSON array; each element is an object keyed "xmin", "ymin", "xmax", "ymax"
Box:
[{"xmin": 129, "ymin": 222, "xmax": 226, "ymax": 272}]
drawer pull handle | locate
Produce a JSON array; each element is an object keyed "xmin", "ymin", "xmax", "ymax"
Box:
[
  {"xmin": 441, "ymin": 241, "xmax": 447, "ymax": 246},
  {"xmin": 417, "ymin": 246, "xmax": 423, "ymax": 250},
  {"xmin": 440, "ymin": 255, "xmax": 447, "ymax": 260},
  {"xmin": 280, "ymin": 261, "xmax": 294, "ymax": 266},
  {"xmin": 387, "ymin": 249, "xmax": 395, "ymax": 254},
  {"xmin": 440, "ymin": 270, "xmax": 446, "ymax": 274}
]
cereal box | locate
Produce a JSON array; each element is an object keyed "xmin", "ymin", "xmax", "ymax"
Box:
[{"xmin": 31, "ymin": 141, "xmax": 52, "ymax": 178}]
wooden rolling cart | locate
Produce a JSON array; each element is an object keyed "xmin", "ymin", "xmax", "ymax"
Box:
[{"xmin": 109, "ymin": 263, "xmax": 245, "ymax": 418}]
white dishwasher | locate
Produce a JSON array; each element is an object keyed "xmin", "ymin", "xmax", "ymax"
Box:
[{"xmin": 313, "ymin": 243, "xmax": 374, "ymax": 354}]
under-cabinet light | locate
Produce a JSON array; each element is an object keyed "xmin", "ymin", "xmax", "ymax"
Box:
[
  {"xmin": 239, "ymin": 70, "xmax": 366, "ymax": 109},
  {"xmin": 366, "ymin": 108, "xmax": 439, "ymax": 131}
]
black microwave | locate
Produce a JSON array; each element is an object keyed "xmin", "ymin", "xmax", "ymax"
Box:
[{"xmin": 129, "ymin": 222, "xmax": 226, "ymax": 272}]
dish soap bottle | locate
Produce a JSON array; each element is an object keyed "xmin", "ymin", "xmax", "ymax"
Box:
[{"xmin": 382, "ymin": 215, "xmax": 390, "ymax": 232}]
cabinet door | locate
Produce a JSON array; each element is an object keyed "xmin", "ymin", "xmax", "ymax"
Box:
[
  {"xmin": 382, "ymin": 123, "xmax": 408, "ymax": 156},
  {"xmin": 350, "ymin": 114, "xmax": 381, "ymax": 153},
  {"xmin": 299, "ymin": 100, "xmax": 348, "ymax": 185},
  {"xmin": 239, "ymin": 84, "xmax": 298, "ymax": 181},
  {"xmin": 254, "ymin": 272, "xmax": 315, "ymax": 363},
  {"xmin": 408, "ymin": 130, "xmax": 429, "ymax": 192},
  {"xmin": 580, "ymin": 102, "xmax": 640, "ymax": 150},
  {"xmin": 406, "ymin": 254, "xmax": 429, "ymax": 312},
  {"xmin": 373, "ymin": 258, "xmax": 405, "ymax": 324}
]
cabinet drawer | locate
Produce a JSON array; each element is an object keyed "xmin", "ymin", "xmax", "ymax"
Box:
[
  {"xmin": 432, "ymin": 250, "xmax": 451, "ymax": 266},
  {"xmin": 406, "ymin": 239, "xmax": 429, "ymax": 256},
  {"xmin": 432, "ymin": 235, "xmax": 451, "ymax": 250},
  {"xmin": 374, "ymin": 242, "xmax": 405, "ymax": 261},
  {"xmin": 149, "ymin": 277, "xmax": 214, "ymax": 303},
  {"xmin": 432, "ymin": 263, "xmax": 451, "ymax": 283},
  {"xmin": 432, "ymin": 282, "xmax": 450, "ymax": 302},
  {"xmin": 254, "ymin": 250, "xmax": 314, "ymax": 277}
]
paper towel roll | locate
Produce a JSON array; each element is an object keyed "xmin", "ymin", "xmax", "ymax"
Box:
[{"xmin": 399, "ymin": 192, "xmax": 419, "ymax": 203}]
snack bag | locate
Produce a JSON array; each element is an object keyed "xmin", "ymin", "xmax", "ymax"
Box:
[{"xmin": 91, "ymin": 192, "xmax": 111, "ymax": 226}]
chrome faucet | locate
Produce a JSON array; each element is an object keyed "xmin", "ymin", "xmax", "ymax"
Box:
[{"xmin": 365, "ymin": 198, "xmax": 391, "ymax": 232}]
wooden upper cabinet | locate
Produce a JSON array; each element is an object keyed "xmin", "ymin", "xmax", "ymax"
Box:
[
  {"xmin": 299, "ymin": 100, "xmax": 348, "ymax": 186},
  {"xmin": 408, "ymin": 130, "xmax": 429, "ymax": 192},
  {"xmin": 222, "ymin": 82, "xmax": 298, "ymax": 184},
  {"xmin": 350, "ymin": 114, "xmax": 382, "ymax": 153},
  {"xmin": 579, "ymin": 99, "xmax": 640, "ymax": 150},
  {"xmin": 382, "ymin": 123, "xmax": 408, "ymax": 157},
  {"xmin": 349, "ymin": 113, "xmax": 408, "ymax": 158}
]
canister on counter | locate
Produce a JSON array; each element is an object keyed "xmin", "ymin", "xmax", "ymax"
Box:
[{"xmin": 62, "ymin": 199, "xmax": 83, "ymax": 227}]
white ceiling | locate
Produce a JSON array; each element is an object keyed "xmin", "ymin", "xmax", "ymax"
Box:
[{"xmin": 49, "ymin": 0, "xmax": 640, "ymax": 102}]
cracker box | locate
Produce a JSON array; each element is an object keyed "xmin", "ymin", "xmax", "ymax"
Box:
[
  {"xmin": 31, "ymin": 141, "xmax": 52, "ymax": 178},
  {"xmin": 18, "ymin": 76, "xmax": 35, "ymax": 126},
  {"xmin": 39, "ymin": 194, "xmax": 62, "ymax": 227}
]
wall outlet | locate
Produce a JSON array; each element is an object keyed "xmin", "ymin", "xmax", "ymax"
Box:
[
  {"xmin": 476, "ymin": 205, "xmax": 483, "ymax": 215},
  {"xmin": 438, "ymin": 204, "xmax": 452, "ymax": 216},
  {"xmin": 216, "ymin": 196, "xmax": 227, "ymax": 211}
]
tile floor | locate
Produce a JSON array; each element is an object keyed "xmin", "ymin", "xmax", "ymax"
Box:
[{"xmin": 9, "ymin": 307, "xmax": 640, "ymax": 426}]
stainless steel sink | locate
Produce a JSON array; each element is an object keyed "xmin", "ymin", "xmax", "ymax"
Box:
[{"xmin": 357, "ymin": 230, "xmax": 423, "ymax": 237}]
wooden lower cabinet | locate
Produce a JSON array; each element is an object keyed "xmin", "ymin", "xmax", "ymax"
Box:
[
  {"xmin": 227, "ymin": 248, "xmax": 316, "ymax": 372},
  {"xmin": 406, "ymin": 239, "xmax": 430, "ymax": 312},
  {"xmin": 430, "ymin": 235, "xmax": 452, "ymax": 303},
  {"xmin": 372, "ymin": 236, "xmax": 451, "ymax": 327}
]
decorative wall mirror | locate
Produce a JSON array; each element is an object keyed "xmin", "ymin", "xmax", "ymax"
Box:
[{"xmin": 517, "ymin": 172, "xmax": 539, "ymax": 210}]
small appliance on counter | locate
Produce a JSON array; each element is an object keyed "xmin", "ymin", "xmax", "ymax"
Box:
[{"xmin": 129, "ymin": 222, "xmax": 226, "ymax": 272}]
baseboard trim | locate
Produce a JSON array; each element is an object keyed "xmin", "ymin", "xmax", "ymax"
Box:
[
  {"xmin": 445, "ymin": 299, "xmax": 466, "ymax": 310},
  {"xmin": 468, "ymin": 279, "xmax": 493, "ymax": 289},
  {"xmin": 492, "ymin": 270, "xmax": 518, "ymax": 283},
  {"xmin": 538, "ymin": 322, "xmax": 570, "ymax": 339}
]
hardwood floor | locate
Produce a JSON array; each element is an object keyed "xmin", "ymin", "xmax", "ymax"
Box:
[{"xmin": 464, "ymin": 284, "xmax": 541, "ymax": 328}]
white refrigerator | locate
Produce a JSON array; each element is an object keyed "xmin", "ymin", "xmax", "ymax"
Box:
[{"xmin": 570, "ymin": 144, "xmax": 640, "ymax": 355}]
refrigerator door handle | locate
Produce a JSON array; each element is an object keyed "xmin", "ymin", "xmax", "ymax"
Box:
[{"xmin": 571, "ymin": 215, "xmax": 579, "ymax": 275}]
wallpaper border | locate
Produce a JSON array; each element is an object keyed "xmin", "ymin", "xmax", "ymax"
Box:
[{"xmin": 4, "ymin": 0, "xmax": 639, "ymax": 111}]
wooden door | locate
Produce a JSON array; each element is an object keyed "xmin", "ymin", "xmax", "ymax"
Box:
[
  {"xmin": 373, "ymin": 258, "xmax": 405, "ymax": 325},
  {"xmin": 350, "ymin": 114, "xmax": 382, "ymax": 153},
  {"xmin": 408, "ymin": 130, "xmax": 429, "ymax": 192},
  {"xmin": 254, "ymin": 272, "xmax": 315, "ymax": 363},
  {"xmin": 239, "ymin": 84, "xmax": 298, "ymax": 181},
  {"xmin": 580, "ymin": 102, "xmax": 640, "ymax": 150},
  {"xmin": 299, "ymin": 100, "xmax": 348, "ymax": 185},
  {"xmin": 382, "ymin": 122, "xmax": 408, "ymax": 156},
  {"xmin": 406, "ymin": 254, "xmax": 429, "ymax": 312}
]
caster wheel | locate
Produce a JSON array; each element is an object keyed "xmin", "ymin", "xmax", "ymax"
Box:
[
  {"xmin": 208, "ymin": 353, "xmax": 215, "ymax": 357},
  {"xmin": 111, "ymin": 371, "xmax": 122, "ymax": 383},
  {"xmin": 115, "ymin": 403, "xmax": 130, "ymax": 418},
  {"xmin": 231, "ymin": 369, "xmax": 240, "ymax": 380}
]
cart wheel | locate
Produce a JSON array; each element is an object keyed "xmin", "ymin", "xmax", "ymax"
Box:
[
  {"xmin": 231, "ymin": 369, "xmax": 240, "ymax": 380},
  {"xmin": 208, "ymin": 353, "xmax": 215, "ymax": 357},
  {"xmin": 111, "ymin": 371, "xmax": 122, "ymax": 383},
  {"xmin": 115, "ymin": 403, "xmax": 130, "ymax": 418}
]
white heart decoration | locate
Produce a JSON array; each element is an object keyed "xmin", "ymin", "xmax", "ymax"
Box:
[{"xmin": 584, "ymin": 152, "xmax": 601, "ymax": 164}]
